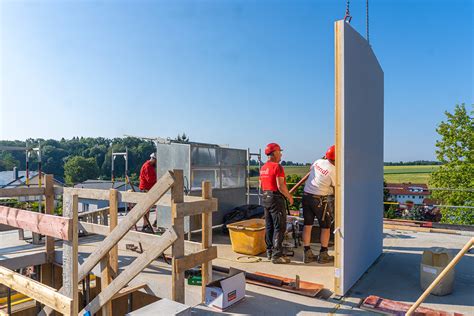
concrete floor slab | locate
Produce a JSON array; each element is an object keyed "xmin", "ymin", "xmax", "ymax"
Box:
[{"xmin": 0, "ymin": 227, "xmax": 472, "ymax": 315}]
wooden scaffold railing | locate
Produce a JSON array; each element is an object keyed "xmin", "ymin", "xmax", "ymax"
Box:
[{"xmin": 0, "ymin": 169, "xmax": 217, "ymax": 315}]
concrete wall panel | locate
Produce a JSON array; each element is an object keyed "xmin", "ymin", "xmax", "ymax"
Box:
[{"xmin": 335, "ymin": 20, "xmax": 384, "ymax": 295}]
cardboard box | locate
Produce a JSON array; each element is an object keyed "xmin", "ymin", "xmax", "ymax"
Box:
[{"xmin": 205, "ymin": 269, "xmax": 246, "ymax": 311}]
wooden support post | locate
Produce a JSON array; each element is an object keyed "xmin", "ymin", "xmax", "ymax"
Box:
[
  {"xmin": 41, "ymin": 175, "xmax": 55, "ymax": 287},
  {"xmin": 62, "ymin": 194, "xmax": 79, "ymax": 316},
  {"xmin": 171, "ymin": 169, "xmax": 185, "ymax": 303},
  {"xmin": 100, "ymin": 189, "xmax": 119, "ymax": 316},
  {"xmin": 406, "ymin": 237, "xmax": 474, "ymax": 315},
  {"xmin": 201, "ymin": 181, "xmax": 213, "ymax": 302}
]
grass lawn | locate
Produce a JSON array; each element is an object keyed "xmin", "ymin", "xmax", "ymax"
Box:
[{"xmin": 249, "ymin": 165, "xmax": 439, "ymax": 185}]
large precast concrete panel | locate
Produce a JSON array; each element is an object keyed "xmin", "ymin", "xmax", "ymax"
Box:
[{"xmin": 334, "ymin": 20, "xmax": 384, "ymax": 295}]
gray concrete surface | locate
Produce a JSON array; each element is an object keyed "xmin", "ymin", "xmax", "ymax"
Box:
[{"xmin": 0, "ymin": 228, "xmax": 472, "ymax": 315}]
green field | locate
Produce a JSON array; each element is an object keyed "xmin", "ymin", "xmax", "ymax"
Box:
[{"xmin": 250, "ymin": 165, "xmax": 439, "ymax": 185}]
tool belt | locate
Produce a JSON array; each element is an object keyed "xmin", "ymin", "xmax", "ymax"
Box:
[{"xmin": 304, "ymin": 192, "xmax": 335, "ymax": 223}]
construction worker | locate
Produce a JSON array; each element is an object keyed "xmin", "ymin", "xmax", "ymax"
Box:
[
  {"xmin": 139, "ymin": 152, "xmax": 157, "ymax": 232},
  {"xmin": 302, "ymin": 145, "xmax": 335, "ymax": 264},
  {"xmin": 260, "ymin": 143, "xmax": 294, "ymax": 264}
]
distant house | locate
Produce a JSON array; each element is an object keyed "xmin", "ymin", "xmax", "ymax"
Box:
[
  {"xmin": 74, "ymin": 180, "xmax": 138, "ymax": 213},
  {"xmin": 0, "ymin": 168, "xmax": 64, "ymax": 203},
  {"xmin": 386, "ymin": 183, "xmax": 430, "ymax": 205},
  {"xmin": 0, "ymin": 168, "xmax": 38, "ymax": 188}
]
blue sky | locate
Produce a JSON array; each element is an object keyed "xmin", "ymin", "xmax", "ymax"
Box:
[{"xmin": 0, "ymin": 0, "xmax": 472, "ymax": 163}]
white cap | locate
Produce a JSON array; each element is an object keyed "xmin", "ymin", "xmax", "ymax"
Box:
[{"xmin": 150, "ymin": 153, "xmax": 156, "ymax": 159}]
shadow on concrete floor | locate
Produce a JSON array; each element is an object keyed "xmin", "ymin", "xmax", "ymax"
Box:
[
  {"xmin": 191, "ymin": 288, "xmax": 365, "ymax": 315},
  {"xmin": 347, "ymin": 249, "xmax": 474, "ymax": 308}
]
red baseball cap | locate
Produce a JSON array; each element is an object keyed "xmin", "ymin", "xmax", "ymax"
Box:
[{"xmin": 265, "ymin": 143, "xmax": 282, "ymax": 156}]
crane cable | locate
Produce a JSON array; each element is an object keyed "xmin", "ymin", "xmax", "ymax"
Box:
[{"xmin": 366, "ymin": 0, "xmax": 370, "ymax": 44}]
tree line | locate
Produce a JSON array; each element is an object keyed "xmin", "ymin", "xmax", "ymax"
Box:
[{"xmin": 0, "ymin": 137, "xmax": 156, "ymax": 185}]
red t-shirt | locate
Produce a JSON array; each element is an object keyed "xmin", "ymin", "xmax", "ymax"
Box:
[
  {"xmin": 139, "ymin": 160, "xmax": 157, "ymax": 191},
  {"xmin": 259, "ymin": 161, "xmax": 285, "ymax": 191}
]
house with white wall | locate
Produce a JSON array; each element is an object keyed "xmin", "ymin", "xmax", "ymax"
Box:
[{"xmin": 386, "ymin": 183, "xmax": 430, "ymax": 204}]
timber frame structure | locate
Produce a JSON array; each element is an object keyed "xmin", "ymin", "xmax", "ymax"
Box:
[{"xmin": 0, "ymin": 169, "xmax": 217, "ymax": 315}]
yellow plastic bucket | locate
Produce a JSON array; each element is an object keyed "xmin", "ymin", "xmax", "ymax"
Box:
[{"xmin": 227, "ymin": 218, "xmax": 266, "ymax": 255}]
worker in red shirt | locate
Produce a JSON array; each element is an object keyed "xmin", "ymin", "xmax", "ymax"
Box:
[
  {"xmin": 139, "ymin": 153, "xmax": 157, "ymax": 232},
  {"xmin": 260, "ymin": 143, "xmax": 293, "ymax": 264}
]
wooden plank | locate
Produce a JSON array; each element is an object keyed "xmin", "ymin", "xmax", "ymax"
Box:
[
  {"xmin": 64, "ymin": 187, "xmax": 110, "ymax": 200},
  {"xmin": 175, "ymin": 198, "xmax": 218, "ymax": 217},
  {"xmin": 201, "ymin": 180, "xmax": 213, "ymax": 302},
  {"xmin": 0, "ymin": 187, "xmax": 45, "ymax": 198},
  {"xmin": 77, "ymin": 172, "xmax": 174, "ymax": 282},
  {"xmin": 42, "ymin": 174, "xmax": 55, "ymax": 287},
  {"xmin": 0, "ymin": 266, "xmax": 72, "ymax": 315},
  {"xmin": 175, "ymin": 246, "xmax": 217, "ymax": 273},
  {"xmin": 120, "ymin": 191, "xmax": 202, "ymax": 206},
  {"xmin": 0, "ymin": 206, "xmax": 72, "ymax": 240},
  {"xmin": 78, "ymin": 207, "xmax": 109, "ymax": 217},
  {"xmin": 79, "ymin": 228, "xmax": 178, "ymax": 316},
  {"xmin": 0, "ymin": 252, "xmax": 47, "ymax": 270},
  {"xmin": 361, "ymin": 295, "xmax": 459, "ymax": 316},
  {"xmin": 171, "ymin": 169, "xmax": 185, "ymax": 304},
  {"xmin": 101, "ymin": 189, "xmax": 119, "ymax": 316},
  {"xmin": 41, "ymin": 172, "xmax": 174, "ymax": 315},
  {"xmin": 110, "ymin": 283, "xmax": 148, "ymax": 300},
  {"xmin": 62, "ymin": 194, "xmax": 79, "ymax": 316},
  {"xmin": 79, "ymin": 222, "xmax": 158, "ymax": 248}
]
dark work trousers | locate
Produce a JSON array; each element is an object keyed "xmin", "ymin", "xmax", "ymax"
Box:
[{"xmin": 262, "ymin": 191, "xmax": 287, "ymax": 258}]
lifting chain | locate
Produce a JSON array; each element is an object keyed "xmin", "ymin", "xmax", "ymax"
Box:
[{"xmin": 343, "ymin": 0, "xmax": 352, "ymax": 23}]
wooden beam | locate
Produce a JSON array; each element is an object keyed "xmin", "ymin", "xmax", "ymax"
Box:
[
  {"xmin": 77, "ymin": 172, "xmax": 174, "ymax": 283},
  {"xmin": 175, "ymin": 246, "xmax": 217, "ymax": 273},
  {"xmin": 42, "ymin": 174, "xmax": 55, "ymax": 287},
  {"xmin": 120, "ymin": 190, "xmax": 202, "ymax": 206},
  {"xmin": 110, "ymin": 283, "xmax": 148, "ymax": 301},
  {"xmin": 79, "ymin": 228, "xmax": 178, "ymax": 316},
  {"xmin": 171, "ymin": 169, "xmax": 185, "ymax": 303},
  {"xmin": 79, "ymin": 222, "xmax": 158, "ymax": 248},
  {"xmin": 201, "ymin": 180, "xmax": 213, "ymax": 302},
  {"xmin": 0, "ymin": 187, "xmax": 45, "ymax": 198},
  {"xmin": 0, "ymin": 206, "xmax": 72, "ymax": 240},
  {"xmin": 78, "ymin": 207, "xmax": 109, "ymax": 218},
  {"xmin": 101, "ymin": 189, "xmax": 119, "ymax": 316},
  {"xmin": 63, "ymin": 187, "xmax": 110, "ymax": 201},
  {"xmin": 0, "ymin": 266, "xmax": 72, "ymax": 315},
  {"xmin": 62, "ymin": 194, "xmax": 79, "ymax": 316},
  {"xmin": 0, "ymin": 253, "xmax": 47, "ymax": 270},
  {"xmin": 175, "ymin": 198, "xmax": 218, "ymax": 217}
]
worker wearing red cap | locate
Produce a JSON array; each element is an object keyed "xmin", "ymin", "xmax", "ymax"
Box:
[
  {"xmin": 302, "ymin": 145, "xmax": 336, "ymax": 264},
  {"xmin": 259, "ymin": 143, "xmax": 294, "ymax": 264}
]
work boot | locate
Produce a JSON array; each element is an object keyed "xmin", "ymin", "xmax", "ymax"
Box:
[
  {"xmin": 317, "ymin": 251, "xmax": 335, "ymax": 264},
  {"xmin": 303, "ymin": 248, "xmax": 317, "ymax": 263},
  {"xmin": 266, "ymin": 250, "xmax": 273, "ymax": 260},
  {"xmin": 272, "ymin": 256, "xmax": 291, "ymax": 264}
]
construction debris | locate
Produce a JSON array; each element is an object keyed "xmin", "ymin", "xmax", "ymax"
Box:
[{"xmin": 360, "ymin": 295, "xmax": 464, "ymax": 316}]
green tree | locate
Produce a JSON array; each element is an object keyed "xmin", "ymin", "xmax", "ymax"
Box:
[
  {"xmin": 0, "ymin": 151, "xmax": 19, "ymax": 171},
  {"xmin": 64, "ymin": 156, "xmax": 100, "ymax": 184},
  {"xmin": 287, "ymin": 174, "xmax": 304, "ymax": 210},
  {"xmin": 429, "ymin": 104, "xmax": 474, "ymax": 225}
]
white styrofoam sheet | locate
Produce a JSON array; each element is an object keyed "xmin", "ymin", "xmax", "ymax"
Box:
[{"xmin": 335, "ymin": 20, "xmax": 384, "ymax": 294}]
